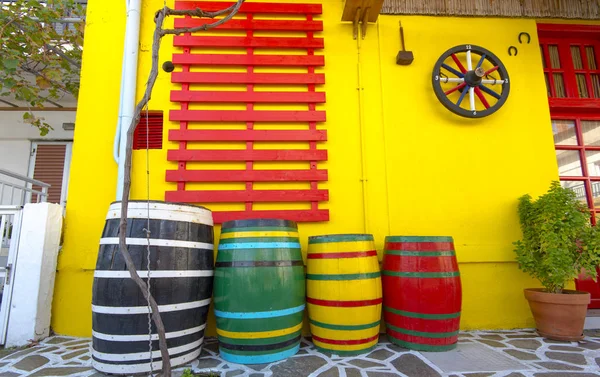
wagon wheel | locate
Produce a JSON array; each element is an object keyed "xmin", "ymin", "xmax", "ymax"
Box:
[{"xmin": 432, "ymin": 45, "xmax": 510, "ymax": 118}]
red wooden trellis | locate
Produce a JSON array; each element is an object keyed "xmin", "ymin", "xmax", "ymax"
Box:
[{"xmin": 167, "ymin": 1, "xmax": 328, "ymax": 224}]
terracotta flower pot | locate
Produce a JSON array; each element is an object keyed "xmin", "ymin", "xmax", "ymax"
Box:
[{"xmin": 524, "ymin": 288, "xmax": 590, "ymax": 341}]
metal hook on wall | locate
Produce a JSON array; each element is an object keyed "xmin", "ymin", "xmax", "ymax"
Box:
[
  {"xmin": 508, "ymin": 46, "xmax": 518, "ymax": 56},
  {"xmin": 518, "ymin": 32, "xmax": 531, "ymax": 44}
]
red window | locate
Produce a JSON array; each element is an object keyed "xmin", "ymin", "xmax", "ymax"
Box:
[
  {"xmin": 540, "ymin": 24, "xmax": 600, "ymax": 307},
  {"xmin": 540, "ymin": 24, "xmax": 600, "ymax": 223}
]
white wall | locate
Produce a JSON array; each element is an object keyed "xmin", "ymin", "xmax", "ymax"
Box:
[
  {"xmin": 0, "ymin": 111, "xmax": 75, "ymax": 177},
  {"xmin": 5, "ymin": 203, "xmax": 63, "ymax": 347}
]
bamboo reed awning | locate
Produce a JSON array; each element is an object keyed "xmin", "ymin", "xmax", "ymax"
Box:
[{"xmin": 381, "ymin": 0, "xmax": 600, "ymax": 19}]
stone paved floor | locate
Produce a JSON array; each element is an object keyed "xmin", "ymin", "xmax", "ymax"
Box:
[{"xmin": 1, "ymin": 329, "xmax": 599, "ymax": 377}]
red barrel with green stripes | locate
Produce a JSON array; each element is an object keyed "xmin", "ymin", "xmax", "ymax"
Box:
[
  {"xmin": 382, "ymin": 236, "xmax": 462, "ymax": 351},
  {"xmin": 213, "ymin": 219, "xmax": 305, "ymax": 364}
]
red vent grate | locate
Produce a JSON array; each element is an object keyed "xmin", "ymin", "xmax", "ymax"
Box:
[{"xmin": 133, "ymin": 112, "xmax": 164, "ymax": 150}]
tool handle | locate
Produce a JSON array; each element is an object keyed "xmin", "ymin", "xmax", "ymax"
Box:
[{"xmin": 399, "ymin": 21, "xmax": 406, "ymax": 51}]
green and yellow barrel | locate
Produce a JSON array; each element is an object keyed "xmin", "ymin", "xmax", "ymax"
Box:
[
  {"xmin": 307, "ymin": 234, "xmax": 382, "ymax": 355},
  {"xmin": 213, "ymin": 219, "xmax": 305, "ymax": 364}
]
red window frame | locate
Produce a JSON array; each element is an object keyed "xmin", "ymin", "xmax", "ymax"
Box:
[
  {"xmin": 539, "ymin": 24, "xmax": 600, "ymax": 105},
  {"xmin": 540, "ymin": 24, "xmax": 600, "ymax": 222},
  {"xmin": 540, "ymin": 24, "xmax": 600, "ymax": 308}
]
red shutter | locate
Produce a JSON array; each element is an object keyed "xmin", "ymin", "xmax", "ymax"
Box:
[
  {"xmin": 133, "ymin": 112, "xmax": 163, "ymax": 150},
  {"xmin": 32, "ymin": 144, "xmax": 67, "ymax": 204}
]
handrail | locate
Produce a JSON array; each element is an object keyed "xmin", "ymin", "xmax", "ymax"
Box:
[{"xmin": 0, "ymin": 169, "xmax": 50, "ymax": 188}]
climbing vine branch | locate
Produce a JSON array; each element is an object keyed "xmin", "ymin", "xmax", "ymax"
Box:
[{"xmin": 117, "ymin": 2, "xmax": 245, "ymax": 376}]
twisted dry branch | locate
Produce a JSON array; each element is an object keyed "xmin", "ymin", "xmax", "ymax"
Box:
[{"xmin": 116, "ymin": 2, "xmax": 245, "ymax": 375}]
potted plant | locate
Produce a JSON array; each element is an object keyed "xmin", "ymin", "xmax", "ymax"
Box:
[{"xmin": 514, "ymin": 181, "xmax": 600, "ymax": 341}]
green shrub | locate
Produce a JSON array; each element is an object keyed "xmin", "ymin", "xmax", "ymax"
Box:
[{"xmin": 513, "ymin": 181, "xmax": 600, "ymax": 293}]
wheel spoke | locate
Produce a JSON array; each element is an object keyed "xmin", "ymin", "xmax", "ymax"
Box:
[
  {"xmin": 469, "ymin": 87, "xmax": 475, "ymax": 111},
  {"xmin": 474, "ymin": 87, "xmax": 490, "ymax": 109},
  {"xmin": 484, "ymin": 66, "xmax": 499, "ymax": 75},
  {"xmin": 450, "ymin": 54, "xmax": 467, "ymax": 74},
  {"xmin": 479, "ymin": 84, "xmax": 501, "ymax": 99},
  {"xmin": 441, "ymin": 63, "xmax": 464, "ymax": 78},
  {"xmin": 466, "ymin": 50, "xmax": 472, "ymax": 71},
  {"xmin": 444, "ymin": 82, "xmax": 467, "ymax": 95},
  {"xmin": 476, "ymin": 54, "xmax": 486, "ymax": 69},
  {"xmin": 481, "ymin": 79, "xmax": 505, "ymax": 85},
  {"xmin": 441, "ymin": 77, "xmax": 464, "ymax": 83},
  {"xmin": 457, "ymin": 86, "xmax": 469, "ymax": 106}
]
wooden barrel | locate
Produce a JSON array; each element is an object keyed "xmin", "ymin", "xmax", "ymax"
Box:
[
  {"xmin": 92, "ymin": 201, "xmax": 214, "ymax": 374},
  {"xmin": 213, "ymin": 219, "xmax": 305, "ymax": 364},
  {"xmin": 382, "ymin": 236, "xmax": 462, "ymax": 351},
  {"xmin": 307, "ymin": 234, "xmax": 382, "ymax": 355}
]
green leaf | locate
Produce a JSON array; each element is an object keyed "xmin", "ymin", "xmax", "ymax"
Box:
[{"xmin": 2, "ymin": 59, "xmax": 18, "ymax": 70}]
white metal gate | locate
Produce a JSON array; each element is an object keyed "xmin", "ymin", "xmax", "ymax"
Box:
[{"xmin": 0, "ymin": 207, "xmax": 23, "ymax": 345}]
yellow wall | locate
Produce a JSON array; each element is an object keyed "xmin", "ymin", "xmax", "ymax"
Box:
[{"xmin": 53, "ymin": 0, "xmax": 560, "ymax": 336}]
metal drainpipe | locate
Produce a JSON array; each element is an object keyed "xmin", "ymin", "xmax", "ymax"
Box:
[
  {"xmin": 116, "ymin": 0, "xmax": 142, "ymax": 201},
  {"xmin": 356, "ymin": 26, "xmax": 369, "ymax": 234}
]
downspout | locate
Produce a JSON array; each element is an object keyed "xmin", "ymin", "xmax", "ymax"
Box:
[
  {"xmin": 115, "ymin": 0, "xmax": 142, "ymax": 200},
  {"xmin": 356, "ymin": 27, "xmax": 369, "ymax": 234}
]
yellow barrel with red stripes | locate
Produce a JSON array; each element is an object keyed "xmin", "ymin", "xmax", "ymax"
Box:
[{"xmin": 306, "ymin": 234, "xmax": 382, "ymax": 355}]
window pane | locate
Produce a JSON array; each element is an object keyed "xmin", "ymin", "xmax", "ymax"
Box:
[
  {"xmin": 544, "ymin": 73, "xmax": 551, "ymax": 96},
  {"xmin": 577, "ymin": 74, "xmax": 589, "ymax": 98},
  {"xmin": 553, "ymin": 73, "xmax": 566, "ymax": 97},
  {"xmin": 561, "ymin": 181, "xmax": 587, "ymax": 205},
  {"xmin": 540, "ymin": 45, "xmax": 547, "ymax": 68},
  {"xmin": 586, "ymin": 46, "xmax": 597, "ymax": 69},
  {"xmin": 591, "ymin": 181, "xmax": 600, "ymax": 208},
  {"xmin": 592, "ymin": 74, "xmax": 600, "ymax": 98},
  {"xmin": 587, "ymin": 151, "xmax": 600, "ymax": 176},
  {"xmin": 582, "ymin": 120, "xmax": 600, "ymax": 146},
  {"xmin": 556, "ymin": 150, "xmax": 583, "ymax": 176},
  {"xmin": 552, "ymin": 120, "xmax": 578, "ymax": 145},
  {"xmin": 549, "ymin": 45, "xmax": 561, "ymax": 68},
  {"xmin": 572, "ymin": 46, "xmax": 583, "ymax": 69}
]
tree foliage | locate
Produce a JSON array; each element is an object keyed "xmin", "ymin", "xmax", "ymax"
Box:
[
  {"xmin": 514, "ymin": 181, "xmax": 600, "ymax": 293},
  {"xmin": 0, "ymin": 0, "xmax": 84, "ymax": 135}
]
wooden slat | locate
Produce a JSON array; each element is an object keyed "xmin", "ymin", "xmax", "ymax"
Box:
[
  {"xmin": 174, "ymin": 1, "xmax": 323, "ymax": 14},
  {"xmin": 173, "ymin": 35, "xmax": 324, "ymax": 49},
  {"xmin": 169, "ymin": 110, "xmax": 326, "ymax": 122},
  {"xmin": 172, "ymin": 72, "xmax": 324, "ymax": 85},
  {"xmin": 166, "ymin": 169, "xmax": 328, "ymax": 182},
  {"xmin": 171, "ymin": 90, "xmax": 325, "ymax": 103},
  {"xmin": 212, "ymin": 209, "xmax": 329, "ymax": 223},
  {"xmin": 171, "ymin": 54, "xmax": 325, "ymax": 67},
  {"xmin": 168, "ymin": 149, "xmax": 327, "ymax": 161},
  {"xmin": 169, "ymin": 129, "xmax": 327, "ymax": 141},
  {"xmin": 174, "ymin": 18, "xmax": 323, "ymax": 31},
  {"xmin": 165, "ymin": 189, "xmax": 328, "ymax": 203}
]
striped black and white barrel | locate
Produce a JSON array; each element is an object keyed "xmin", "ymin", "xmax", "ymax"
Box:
[{"xmin": 91, "ymin": 201, "xmax": 214, "ymax": 374}]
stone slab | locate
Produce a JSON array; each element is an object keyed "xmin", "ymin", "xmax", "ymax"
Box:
[
  {"xmin": 391, "ymin": 354, "xmax": 441, "ymax": 377},
  {"xmin": 504, "ymin": 349, "xmax": 539, "ymax": 361},
  {"xmin": 367, "ymin": 349, "xmax": 394, "ymax": 361},
  {"xmin": 535, "ymin": 362, "xmax": 583, "ymax": 371},
  {"xmin": 13, "ymin": 355, "xmax": 50, "ymax": 371},
  {"xmin": 508, "ymin": 340, "xmax": 543, "ymax": 350},
  {"xmin": 348, "ymin": 359, "xmax": 385, "ymax": 369},
  {"xmin": 61, "ymin": 350, "xmax": 88, "ymax": 360},
  {"xmin": 477, "ymin": 339, "xmax": 505, "ymax": 348},
  {"xmin": 545, "ymin": 351, "xmax": 586, "ymax": 365},
  {"xmin": 317, "ymin": 368, "xmax": 339, "ymax": 377},
  {"xmin": 547, "ymin": 345, "xmax": 584, "ymax": 352},
  {"xmin": 270, "ymin": 355, "xmax": 327, "ymax": 377},
  {"xmin": 421, "ymin": 343, "xmax": 530, "ymax": 373},
  {"xmin": 480, "ymin": 335, "xmax": 505, "ymax": 341},
  {"xmin": 28, "ymin": 367, "xmax": 91, "ymax": 376}
]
